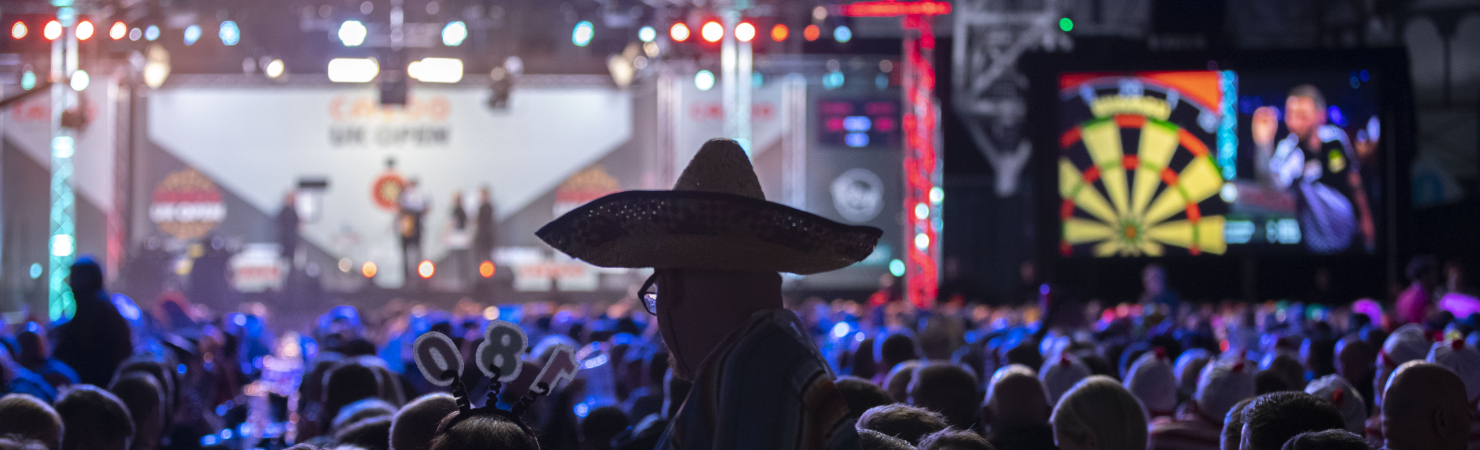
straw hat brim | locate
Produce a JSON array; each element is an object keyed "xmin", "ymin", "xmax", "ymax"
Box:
[{"xmin": 536, "ymin": 190, "xmax": 883, "ymax": 275}]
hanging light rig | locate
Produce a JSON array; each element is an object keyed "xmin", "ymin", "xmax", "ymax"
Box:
[{"xmin": 838, "ymin": 1, "xmax": 952, "ymax": 308}]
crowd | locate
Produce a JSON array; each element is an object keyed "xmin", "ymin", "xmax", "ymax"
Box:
[{"xmin": 2, "ymin": 140, "xmax": 1477, "ymax": 450}]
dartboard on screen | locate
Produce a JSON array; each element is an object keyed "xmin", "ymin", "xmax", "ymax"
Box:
[{"xmin": 1057, "ymin": 72, "xmax": 1231, "ymax": 257}]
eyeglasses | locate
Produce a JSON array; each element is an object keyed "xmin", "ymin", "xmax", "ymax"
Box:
[{"xmin": 639, "ymin": 272, "xmax": 659, "ymax": 315}]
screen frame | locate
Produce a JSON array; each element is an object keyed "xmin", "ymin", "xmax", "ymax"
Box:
[{"xmin": 1020, "ymin": 48, "xmax": 1416, "ymax": 301}]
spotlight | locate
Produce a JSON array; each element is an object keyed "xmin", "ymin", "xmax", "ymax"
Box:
[
  {"xmin": 361, "ymin": 262, "xmax": 377, "ymax": 278},
  {"xmin": 572, "ymin": 21, "xmax": 593, "ymax": 47},
  {"xmin": 183, "ymin": 25, "xmax": 201, "ymax": 45},
  {"xmin": 695, "ymin": 70, "xmax": 715, "ymax": 91},
  {"xmin": 70, "ymin": 70, "xmax": 89, "ymax": 91},
  {"xmin": 407, "ymin": 57, "xmax": 463, "ymax": 83},
  {"xmin": 833, "ymin": 25, "xmax": 852, "ymax": 43},
  {"xmin": 219, "ymin": 21, "xmax": 240, "ymax": 45},
  {"xmin": 638, "ymin": 25, "xmax": 656, "ymax": 42},
  {"xmin": 735, "ymin": 22, "xmax": 755, "ymax": 42},
  {"xmin": 109, "ymin": 22, "xmax": 126, "ymax": 40},
  {"xmin": 76, "ymin": 21, "xmax": 94, "ymax": 40},
  {"xmin": 145, "ymin": 25, "xmax": 159, "ymax": 41},
  {"xmin": 417, "ymin": 260, "xmax": 435, "ymax": 279},
  {"xmin": 43, "ymin": 21, "xmax": 61, "ymax": 40},
  {"xmin": 327, "ymin": 58, "xmax": 379, "ymax": 83},
  {"xmin": 669, "ymin": 23, "xmax": 690, "ymax": 41},
  {"xmin": 771, "ymin": 24, "xmax": 788, "ymax": 41},
  {"xmin": 338, "ymin": 20, "xmax": 367, "ymax": 46},
  {"xmin": 803, "ymin": 24, "xmax": 820, "ymax": 41},
  {"xmin": 700, "ymin": 21, "xmax": 722, "ymax": 42},
  {"xmin": 12, "ymin": 22, "xmax": 27, "ymax": 39},
  {"xmin": 442, "ymin": 21, "xmax": 467, "ymax": 46},
  {"xmin": 264, "ymin": 59, "xmax": 285, "ymax": 78},
  {"xmin": 479, "ymin": 261, "xmax": 496, "ymax": 278}
]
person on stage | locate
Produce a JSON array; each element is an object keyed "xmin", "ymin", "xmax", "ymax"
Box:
[
  {"xmin": 1254, "ymin": 85, "xmax": 1375, "ymax": 254},
  {"xmin": 398, "ymin": 178, "xmax": 429, "ymax": 280}
]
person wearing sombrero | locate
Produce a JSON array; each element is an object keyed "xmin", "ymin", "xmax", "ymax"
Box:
[{"xmin": 539, "ymin": 139, "xmax": 881, "ymax": 449}]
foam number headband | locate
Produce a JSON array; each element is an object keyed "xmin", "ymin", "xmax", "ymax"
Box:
[
  {"xmin": 423, "ymin": 319, "xmax": 586, "ymax": 436},
  {"xmin": 413, "ymin": 331, "xmax": 464, "ymax": 386},
  {"xmin": 476, "ymin": 320, "xmax": 528, "ymax": 381},
  {"xmin": 529, "ymin": 343, "xmax": 579, "ymax": 394}
]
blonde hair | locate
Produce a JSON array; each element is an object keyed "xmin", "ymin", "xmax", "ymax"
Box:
[{"xmin": 1051, "ymin": 376, "xmax": 1149, "ymax": 450}]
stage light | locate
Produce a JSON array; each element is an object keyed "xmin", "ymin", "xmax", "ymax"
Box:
[
  {"xmin": 143, "ymin": 45, "xmax": 170, "ymax": 88},
  {"xmin": 669, "ymin": 23, "xmax": 690, "ymax": 41},
  {"xmin": 183, "ymin": 24, "xmax": 201, "ymax": 45},
  {"xmin": 70, "ymin": 70, "xmax": 89, "ymax": 91},
  {"xmin": 145, "ymin": 25, "xmax": 159, "ymax": 41},
  {"xmin": 914, "ymin": 233, "xmax": 930, "ymax": 250},
  {"xmin": 51, "ymin": 235, "xmax": 74, "ymax": 257},
  {"xmin": 12, "ymin": 22, "xmax": 26, "ymax": 39},
  {"xmin": 264, "ymin": 59, "xmax": 285, "ymax": 78},
  {"xmin": 417, "ymin": 260, "xmax": 435, "ymax": 279},
  {"xmin": 803, "ymin": 24, "xmax": 820, "ymax": 41},
  {"xmin": 1059, "ymin": 17, "xmax": 1073, "ymax": 32},
  {"xmin": 572, "ymin": 21, "xmax": 593, "ymax": 47},
  {"xmin": 338, "ymin": 258, "xmax": 352, "ymax": 273},
  {"xmin": 914, "ymin": 202, "xmax": 929, "ymax": 220},
  {"xmin": 129, "ymin": 28, "xmax": 140, "ymax": 40},
  {"xmin": 833, "ymin": 25, "xmax": 852, "ymax": 42},
  {"xmin": 889, "ymin": 259, "xmax": 906, "ymax": 277},
  {"xmin": 929, "ymin": 187, "xmax": 944, "ymax": 204},
  {"xmin": 327, "ymin": 58, "xmax": 379, "ymax": 82},
  {"xmin": 694, "ymin": 70, "xmax": 715, "ymax": 91},
  {"xmin": 109, "ymin": 22, "xmax": 126, "ymax": 40},
  {"xmin": 44, "ymin": 21, "xmax": 61, "ymax": 40},
  {"xmin": 20, "ymin": 71, "xmax": 35, "ymax": 90},
  {"xmin": 219, "ymin": 21, "xmax": 240, "ymax": 45},
  {"xmin": 442, "ymin": 21, "xmax": 467, "ymax": 46},
  {"xmin": 338, "ymin": 20, "xmax": 367, "ymax": 46},
  {"xmin": 771, "ymin": 24, "xmax": 788, "ymax": 41},
  {"xmin": 638, "ymin": 25, "xmax": 656, "ymax": 42},
  {"xmin": 29, "ymin": 263, "xmax": 42, "ymax": 279},
  {"xmin": 76, "ymin": 21, "xmax": 94, "ymax": 40},
  {"xmin": 735, "ymin": 22, "xmax": 755, "ymax": 42},
  {"xmin": 479, "ymin": 261, "xmax": 496, "ymax": 278},
  {"xmin": 361, "ymin": 261, "xmax": 377, "ymax": 278},
  {"xmin": 482, "ymin": 306, "xmax": 500, "ymax": 320},
  {"xmin": 407, "ymin": 57, "xmax": 463, "ymax": 83},
  {"xmin": 700, "ymin": 21, "xmax": 722, "ymax": 42},
  {"xmin": 813, "ymin": 6, "xmax": 828, "ymax": 21}
]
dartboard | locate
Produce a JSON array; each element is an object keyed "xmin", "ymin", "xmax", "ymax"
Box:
[{"xmin": 1058, "ymin": 76, "xmax": 1229, "ymax": 257}]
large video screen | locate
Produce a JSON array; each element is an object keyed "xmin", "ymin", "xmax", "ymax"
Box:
[{"xmin": 1057, "ymin": 70, "xmax": 1382, "ymax": 257}]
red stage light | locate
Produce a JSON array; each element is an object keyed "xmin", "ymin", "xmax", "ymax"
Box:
[
  {"xmin": 770, "ymin": 24, "xmax": 788, "ymax": 41},
  {"xmin": 76, "ymin": 21, "xmax": 94, "ymax": 40},
  {"xmin": 417, "ymin": 260, "xmax": 436, "ymax": 279},
  {"xmin": 803, "ymin": 24, "xmax": 820, "ymax": 41},
  {"xmin": 838, "ymin": 1, "xmax": 952, "ymax": 17},
  {"xmin": 669, "ymin": 23, "xmax": 690, "ymax": 42},
  {"xmin": 11, "ymin": 22, "xmax": 26, "ymax": 40},
  {"xmin": 479, "ymin": 261, "xmax": 496, "ymax": 278},
  {"xmin": 735, "ymin": 22, "xmax": 755, "ymax": 42},
  {"xmin": 43, "ymin": 21, "xmax": 61, "ymax": 40},
  {"xmin": 700, "ymin": 21, "xmax": 723, "ymax": 42},
  {"xmin": 109, "ymin": 22, "xmax": 126, "ymax": 40}
]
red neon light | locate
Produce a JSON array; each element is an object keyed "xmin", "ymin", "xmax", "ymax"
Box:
[
  {"xmin": 840, "ymin": 1, "xmax": 952, "ymax": 17},
  {"xmin": 902, "ymin": 13, "xmax": 939, "ymax": 308}
]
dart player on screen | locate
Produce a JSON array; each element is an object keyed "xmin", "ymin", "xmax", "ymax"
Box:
[{"xmin": 1254, "ymin": 85, "xmax": 1375, "ymax": 253}]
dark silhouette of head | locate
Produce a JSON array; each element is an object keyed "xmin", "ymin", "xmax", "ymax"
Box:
[
  {"xmin": 1239, "ymin": 392, "xmax": 1345, "ymax": 450},
  {"xmin": 857, "ymin": 404, "xmax": 948, "ymax": 445}
]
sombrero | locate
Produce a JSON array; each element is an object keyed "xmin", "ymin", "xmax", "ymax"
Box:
[{"xmin": 537, "ymin": 139, "xmax": 882, "ymax": 275}]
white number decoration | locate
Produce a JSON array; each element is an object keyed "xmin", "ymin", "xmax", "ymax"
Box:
[
  {"xmin": 476, "ymin": 320, "xmax": 529, "ymax": 381},
  {"xmin": 413, "ymin": 332, "xmax": 464, "ymax": 387}
]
